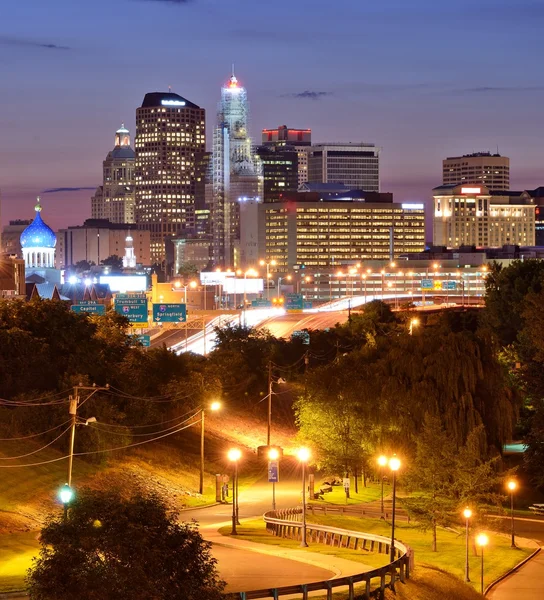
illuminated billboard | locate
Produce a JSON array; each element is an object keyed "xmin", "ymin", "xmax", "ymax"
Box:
[
  {"xmin": 461, "ymin": 187, "xmax": 482, "ymax": 194},
  {"xmin": 223, "ymin": 278, "xmax": 264, "ymax": 294},
  {"xmin": 200, "ymin": 272, "xmax": 235, "ymax": 286},
  {"xmin": 100, "ymin": 275, "xmax": 147, "ymax": 293}
]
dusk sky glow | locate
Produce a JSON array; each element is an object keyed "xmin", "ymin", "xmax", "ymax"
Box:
[{"xmin": 1, "ymin": 0, "xmax": 543, "ymax": 231}]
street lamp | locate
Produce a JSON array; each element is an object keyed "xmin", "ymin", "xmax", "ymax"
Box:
[
  {"xmin": 506, "ymin": 479, "xmax": 517, "ymax": 548},
  {"xmin": 228, "ymin": 448, "xmax": 242, "ymax": 534},
  {"xmin": 297, "ymin": 447, "xmax": 311, "ymax": 547},
  {"xmin": 463, "ymin": 507, "xmax": 472, "ymax": 582},
  {"xmin": 199, "ymin": 401, "xmax": 221, "ymax": 495},
  {"xmin": 269, "ymin": 448, "xmax": 280, "ymax": 510},
  {"xmin": 377, "ymin": 455, "xmax": 388, "ymax": 517},
  {"xmin": 59, "ymin": 483, "xmax": 74, "ymax": 523},
  {"xmin": 260, "ymin": 259, "xmax": 277, "ymax": 301},
  {"xmin": 389, "ymin": 455, "xmax": 401, "ymax": 563},
  {"xmin": 409, "ymin": 317, "xmax": 419, "ymax": 335},
  {"xmin": 476, "ymin": 533, "xmax": 489, "ymax": 594},
  {"xmin": 241, "ymin": 268, "xmax": 258, "ymax": 326}
]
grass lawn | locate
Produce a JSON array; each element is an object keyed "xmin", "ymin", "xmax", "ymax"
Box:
[
  {"xmin": 220, "ymin": 513, "xmax": 531, "ymax": 594},
  {"xmin": 0, "ymin": 531, "xmax": 40, "ymax": 592},
  {"xmin": 308, "ymin": 514, "xmax": 532, "ymax": 593},
  {"xmin": 218, "ymin": 518, "xmax": 389, "ymax": 569},
  {"xmin": 311, "ymin": 481, "xmax": 383, "ymax": 506}
]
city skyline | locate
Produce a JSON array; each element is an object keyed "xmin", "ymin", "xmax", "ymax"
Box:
[{"xmin": 1, "ymin": 0, "xmax": 544, "ymax": 232}]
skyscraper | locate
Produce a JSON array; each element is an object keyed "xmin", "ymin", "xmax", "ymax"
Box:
[
  {"xmin": 134, "ymin": 92, "xmax": 205, "ymax": 264},
  {"xmin": 212, "ymin": 71, "xmax": 263, "ymax": 267},
  {"xmin": 91, "ymin": 124, "xmax": 136, "ymax": 224},
  {"xmin": 442, "ymin": 152, "xmax": 510, "ymax": 191},
  {"xmin": 256, "ymin": 146, "xmax": 298, "ymax": 203},
  {"xmin": 308, "ymin": 143, "xmax": 380, "ymax": 192},
  {"xmin": 262, "ymin": 125, "xmax": 312, "ymax": 186}
]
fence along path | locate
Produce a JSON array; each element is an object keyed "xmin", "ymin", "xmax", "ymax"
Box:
[{"xmin": 231, "ymin": 507, "xmax": 414, "ymax": 600}]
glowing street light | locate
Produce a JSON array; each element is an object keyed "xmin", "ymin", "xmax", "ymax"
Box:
[
  {"xmin": 377, "ymin": 455, "xmax": 388, "ymax": 517},
  {"xmin": 506, "ymin": 479, "xmax": 518, "ymax": 548},
  {"xmin": 297, "ymin": 447, "xmax": 311, "ymax": 547},
  {"xmin": 259, "ymin": 259, "xmax": 277, "ymax": 300},
  {"xmin": 228, "ymin": 448, "xmax": 242, "ymax": 534},
  {"xmin": 463, "ymin": 507, "xmax": 472, "ymax": 582},
  {"xmin": 409, "ymin": 317, "xmax": 419, "ymax": 336},
  {"xmin": 476, "ymin": 533, "xmax": 489, "ymax": 594},
  {"xmin": 389, "ymin": 455, "xmax": 401, "ymax": 563},
  {"xmin": 199, "ymin": 401, "xmax": 221, "ymax": 495}
]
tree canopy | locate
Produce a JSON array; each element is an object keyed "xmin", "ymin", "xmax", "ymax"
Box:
[{"xmin": 27, "ymin": 488, "xmax": 225, "ymax": 600}]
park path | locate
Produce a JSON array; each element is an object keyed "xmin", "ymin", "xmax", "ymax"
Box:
[{"xmin": 487, "ymin": 547, "xmax": 543, "ymax": 600}]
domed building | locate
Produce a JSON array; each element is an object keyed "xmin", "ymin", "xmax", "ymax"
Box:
[{"xmin": 20, "ymin": 197, "xmax": 56, "ymax": 269}]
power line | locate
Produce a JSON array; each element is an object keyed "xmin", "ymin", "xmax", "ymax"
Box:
[
  {"xmin": 0, "ymin": 425, "xmax": 71, "ymax": 460},
  {"xmin": 0, "ymin": 419, "xmax": 198, "ymax": 469},
  {"xmin": 0, "ymin": 420, "xmax": 71, "ymax": 441}
]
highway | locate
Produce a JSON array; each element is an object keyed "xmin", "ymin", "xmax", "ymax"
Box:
[{"xmin": 258, "ymin": 311, "xmax": 349, "ymax": 339}]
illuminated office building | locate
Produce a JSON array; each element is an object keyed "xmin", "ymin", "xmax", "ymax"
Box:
[
  {"xmin": 212, "ymin": 70, "xmax": 263, "ymax": 267},
  {"xmin": 256, "ymin": 146, "xmax": 298, "ymax": 203},
  {"xmin": 91, "ymin": 124, "xmax": 135, "ymax": 224},
  {"xmin": 443, "ymin": 152, "xmax": 510, "ymax": 191},
  {"xmin": 135, "ymin": 92, "xmax": 205, "ymax": 263},
  {"xmin": 262, "ymin": 125, "xmax": 312, "ymax": 186},
  {"xmin": 433, "ymin": 184, "xmax": 535, "ymax": 248},
  {"xmin": 256, "ymin": 191, "xmax": 425, "ymax": 271}
]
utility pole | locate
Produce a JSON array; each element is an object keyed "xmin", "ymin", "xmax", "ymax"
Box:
[
  {"xmin": 67, "ymin": 384, "xmax": 108, "ymax": 487},
  {"xmin": 267, "ymin": 361, "xmax": 273, "ymax": 447}
]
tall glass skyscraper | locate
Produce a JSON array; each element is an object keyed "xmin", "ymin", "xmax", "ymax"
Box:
[{"xmin": 212, "ymin": 71, "xmax": 262, "ymax": 267}]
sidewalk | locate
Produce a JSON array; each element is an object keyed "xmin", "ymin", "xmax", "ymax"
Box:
[{"xmin": 201, "ymin": 518, "xmax": 374, "ymax": 580}]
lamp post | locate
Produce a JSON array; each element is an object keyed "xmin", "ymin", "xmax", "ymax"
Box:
[
  {"xmin": 228, "ymin": 448, "xmax": 242, "ymax": 534},
  {"xmin": 362, "ymin": 274, "xmax": 368, "ymax": 304},
  {"xmin": 389, "ymin": 455, "xmax": 401, "ymax": 563},
  {"xmin": 269, "ymin": 447, "xmax": 280, "ymax": 510},
  {"xmin": 463, "ymin": 507, "xmax": 472, "ymax": 582},
  {"xmin": 241, "ymin": 268, "xmax": 258, "ymax": 326},
  {"xmin": 59, "ymin": 483, "xmax": 73, "ymax": 524},
  {"xmin": 199, "ymin": 401, "xmax": 221, "ymax": 495},
  {"xmin": 409, "ymin": 317, "xmax": 419, "ymax": 335},
  {"xmin": 298, "ymin": 447, "xmax": 311, "ymax": 547},
  {"xmin": 507, "ymin": 479, "xmax": 517, "ymax": 548},
  {"xmin": 476, "ymin": 533, "xmax": 489, "ymax": 594},
  {"xmin": 260, "ymin": 260, "xmax": 277, "ymax": 301},
  {"xmin": 377, "ymin": 455, "xmax": 388, "ymax": 517}
]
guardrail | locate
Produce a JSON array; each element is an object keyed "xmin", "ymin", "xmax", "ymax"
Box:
[
  {"xmin": 307, "ymin": 503, "xmax": 410, "ymax": 522},
  {"xmin": 231, "ymin": 507, "xmax": 413, "ymax": 600}
]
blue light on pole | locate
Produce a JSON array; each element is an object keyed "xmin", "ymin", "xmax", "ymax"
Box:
[{"xmin": 59, "ymin": 483, "xmax": 73, "ymax": 505}]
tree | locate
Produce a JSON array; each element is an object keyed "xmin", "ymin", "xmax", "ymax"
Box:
[
  {"xmin": 403, "ymin": 415, "xmax": 457, "ymax": 552},
  {"xmin": 101, "ymin": 255, "xmax": 123, "ymax": 271},
  {"xmin": 74, "ymin": 260, "xmax": 95, "ymax": 272},
  {"xmin": 27, "ymin": 488, "xmax": 225, "ymax": 600},
  {"xmin": 178, "ymin": 262, "xmax": 199, "ymax": 281}
]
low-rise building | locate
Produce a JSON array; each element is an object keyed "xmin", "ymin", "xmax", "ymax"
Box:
[
  {"xmin": 433, "ymin": 184, "xmax": 535, "ymax": 248},
  {"xmin": 254, "ymin": 190, "xmax": 425, "ymax": 271},
  {"xmin": 57, "ymin": 219, "xmax": 151, "ymax": 268}
]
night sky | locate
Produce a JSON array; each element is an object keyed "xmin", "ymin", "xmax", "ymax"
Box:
[{"xmin": 1, "ymin": 0, "xmax": 543, "ymax": 232}]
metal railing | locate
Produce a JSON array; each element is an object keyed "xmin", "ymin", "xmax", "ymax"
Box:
[
  {"xmin": 230, "ymin": 507, "xmax": 414, "ymax": 600},
  {"xmin": 307, "ymin": 503, "xmax": 410, "ymax": 522}
]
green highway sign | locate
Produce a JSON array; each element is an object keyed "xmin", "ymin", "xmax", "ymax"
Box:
[
  {"xmin": 114, "ymin": 298, "xmax": 148, "ymax": 325},
  {"xmin": 152, "ymin": 303, "xmax": 186, "ymax": 323},
  {"xmin": 131, "ymin": 334, "xmax": 151, "ymax": 347},
  {"xmin": 71, "ymin": 304, "xmax": 106, "ymax": 315},
  {"xmin": 251, "ymin": 299, "xmax": 273, "ymax": 308},
  {"xmin": 285, "ymin": 293, "xmax": 303, "ymax": 311}
]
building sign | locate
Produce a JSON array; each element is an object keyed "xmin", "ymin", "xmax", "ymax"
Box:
[
  {"xmin": 161, "ymin": 100, "xmax": 186, "ymax": 107},
  {"xmin": 461, "ymin": 187, "xmax": 482, "ymax": 194}
]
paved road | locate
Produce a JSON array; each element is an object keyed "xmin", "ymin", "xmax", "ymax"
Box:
[
  {"xmin": 258, "ymin": 311, "xmax": 348, "ymax": 339},
  {"xmin": 487, "ymin": 515, "xmax": 544, "ymax": 599},
  {"xmin": 182, "ymin": 473, "xmax": 337, "ymax": 593}
]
